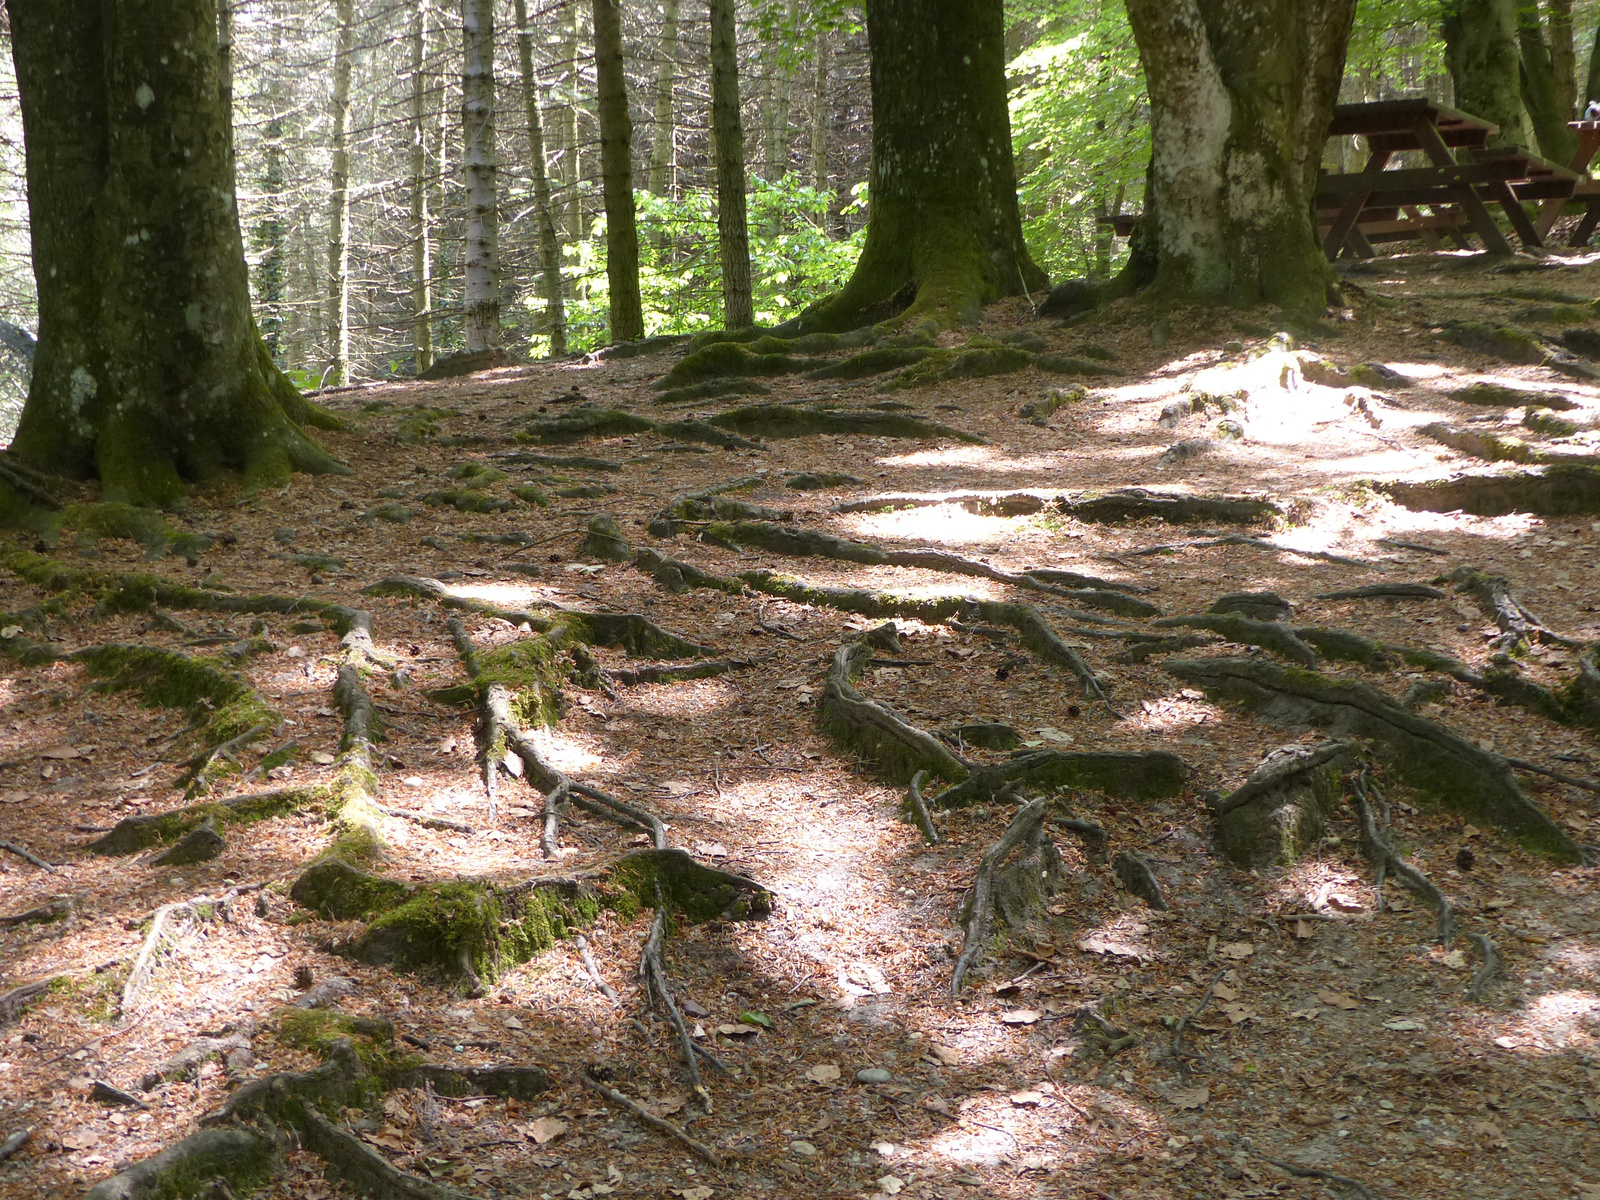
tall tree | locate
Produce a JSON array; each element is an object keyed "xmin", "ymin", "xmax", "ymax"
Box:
[
  {"xmin": 593, "ymin": 0, "xmax": 643, "ymax": 342},
  {"xmin": 710, "ymin": 0, "xmax": 754, "ymax": 329},
  {"xmin": 514, "ymin": 0, "xmax": 568, "ymax": 356},
  {"xmin": 789, "ymin": 0, "xmax": 1044, "ymax": 333},
  {"xmin": 2, "ymin": 0, "xmax": 343, "ymax": 509},
  {"xmin": 461, "ymin": 0, "xmax": 502, "ymax": 352},
  {"xmin": 764, "ymin": 0, "xmax": 800, "ymax": 180},
  {"xmin": 1519, "ymin": 5, "xmax": 1578, "ymax": 160},
  {"xmin": 1117, "ymin": 0, "xmax": 1357, "ymax": 313},
  {"xmin": 557, "ymin": 3, "xmax": 584, "ymax": 240},
  {"xmin": 1588, "ymin": 23, "xmax": 1600, "ymax": 106},
  {"xmin": 810, "ymin": 23, "xmax": 830, "ymax": 194},
  {"xmin": 1442, "ymin": 0, "xmax": 1526, "ymax": 147},
  {"xmin": 326, "ymin": 0, "xmax": 355, "ymax": 385},
  {"xmin": 253, "ymin": 3, "xmax": 291, "ymax": 360},
  {"xmin": 648, "ymin": 0, "xmax": 682, "ymax": 196},
  {"xmin": 1548, "ymin": 0, "xmax": 1577, "ymax": 117},
  {"xmin": 409, "ymin": 0, "xmax": 434, "ymax": 373}
]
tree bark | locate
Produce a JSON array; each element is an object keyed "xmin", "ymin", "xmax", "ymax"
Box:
[
  {"xmin": 410, "ymin": 0, "xmax": 434, "ymax": 373},
  {"xmin": 558, "ymin": 3, "xmax": 584, "ymax": 241},
  {"xmin": 253, "ymin": 3, "xmax": 290, "ymax": 362},
  {"xmin": 1118, "ymin": 0, "xmax": 1356, "ymax": 313},
  {"xmin": 4, "ymin": 0, "xmax": 345, "ymax": 508},
  {"xmin": 593, "ymin": 0, "xmax": 643, "ymax": 342},
  {"xmin": 648, "ymin": 0, "xmax": 681, "ymax": 196},
  {"xmin": 1548, "ymin": 0, "xmax": 1577, "ymax": 117},
  {"xmin": 1586, "ymin": 24, "xmax": 1600, "ymax": 106},
  {"xmin": 789, "ymin": 0, "xmax": 1045, "ymax": 334},
  {"xmin": 515, "ymin": 0, "xmax": 568, "ymax": 356},
  {"xmin": 461, "ymin": 0, "xmax": 502, "ymax": 352},
  {"xmin": 1443, "ymin": 0, "xmax": 1527, "ymax": 148},
  {"xmin": 1519, "ymin": 5, "xmax": 1578, "ymax": 161},
  {"xmin": 810, "ymin": 24, "xmax": 830, "ymax": 194},
  {"xmin": 710, "ymin": 0, "xmax": 754, "ymax": 329},
  {"xmin": 764, "ymin": 0, "xmax": 799, "ymax": 181},
  {"xmin": 326, "ymin": 0, "xmax": 354, "ymax": 385}
]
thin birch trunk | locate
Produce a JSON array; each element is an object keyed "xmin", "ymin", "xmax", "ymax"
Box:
[
  {"xmin": 326, "ymin": 0, "xmax": 354, "ymax": 386},
  {"xmin": 410, "ymin": 0, "xmax": 434, "ymax": 372},
  {"xmin": 649, "ymin": 0, "xmax": 681, "ymax": 195},
  {"xmin": 515, "ymin": 0, "xmax": 568, "ymax": 355},
  {"xmin": 593, "ymin": 0, "xmax": 643, "ymax": 341},
  {"xmin": 709, "ymin": 0, "xmax": 753, "ymax": 328},
  {"xmin": 461, "ymin": 0, "xmax": 501, "ymax": 352}
]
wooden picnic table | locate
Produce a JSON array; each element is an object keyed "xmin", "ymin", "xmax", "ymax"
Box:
[
  {"xmin": 1318, "ymin": 98, "xmax": 1578, "ymax": 258},
  {"xmin": 1532, "ymin": 120, "xmax": 1600, "ymax": 246}
]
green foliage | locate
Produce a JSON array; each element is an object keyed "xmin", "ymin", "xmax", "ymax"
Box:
[{"xmin": 523, "ymin": 177, "xmax": 865, "ymax": 352}]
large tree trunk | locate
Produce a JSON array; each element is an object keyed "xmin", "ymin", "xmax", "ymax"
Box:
[
  {"xmin": 4, "ymin": 0, "xmax": 344, "ymax": 508},
  {"xmin": 1519, "ymin": 5, "xmax": 1578, "ymax": 162},
  {"xmin": 593, "ymin": 0, "xmax": 643, "ymax": 342},
  {"xmin": 461, "ymin": 0, "xmax": 502, "ymax": 352},
  {"xmin": 1586, "ymin": 24, "xmax": 1600, "ymax": 106},
  {"xmin": 515, "ymin": 0, "xmax": 568, "ymax": 356},
  {"xmin": 1548, "ymin": 0, "xmax": 1577, "ymax": 117},
  {"xmin": 1443, "ymin": 0, "xmax": 1527, "ymax": 148},
  {"xmin": 709, "ymin": 0, "xmax": 754, "ymax": 329},
  {"xmin": 790, "ymin": 0, "xmax": 1044, "ymax": 334},
  {"xmin": 648, "ymin": 0, "xmax": 681, "ymax": 196},
  {"xmin": 409, "ymin": 0, "xmax": 434, "ymax": 373},
  {"xmin": 1119, "ymin": 0, "xmax": 1356, "ymax": 313},
  {"xmin": 326, "ymin": 0, "xmax": 354, "ymax": 385}
]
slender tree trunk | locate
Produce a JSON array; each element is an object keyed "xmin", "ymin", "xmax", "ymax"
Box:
[
  {"xmin": 1549, "ymin": 0, "xmax": 1577, "ymax": 116},
  {"xmin": 254, "ymin": 3, "xmax": 289, "ymax": 361},
  {"xmin": 461, "ymin": 0, "xmax": 502, "ymax": 352},
  {"xmin": 1587, "ymin": 24, "xmax": 1600, "ymax": 106},
  {"xmin": 1443, "ymin": 0, "xmax": 1526, "ymax": 148},
  {"xmin": 559, "ymin": 3, "xmax": 583, "ymax": 240},
  {"xmin": 791, "ymin": 0, "xmax": 1044, "ymax": 333},
  {"xmin": 409, "ymin": 0, "xmax": 434, "ymax": 372},
  {"xmin": 709, "ymin": 0, "xmax": 754, "ymax": 329},
  {"xmin": 764, "ymin": 0, "xmax": 799, "ymax": 181},
  {"xmin": 810, "ymin": 24, "xmax": 830, "ymax": 195},
  {"xmin": 593, "ymin": 0, "xmax": 643, "ymax": 342},
  {"xmin": 515, "ymin": 0, "xmax": 568, "ymax": 356},
  {"xmin": 4, "ymin": 0, "xmax": 344, "ymax": 507},
  {"xmin": 1520, "ymin": 5, "xmax": 1578, "ymax": 161},
  {"xmin": 1118, "ymin": 0, "xmax": 1356, "ymax": 313},
  {"xmin": 648, "ymin": 0, "xmax": 681, "ymax": 195},
  {"xmin": 326, "ymin": 0, "xmax": 354, "ymax": 385}
]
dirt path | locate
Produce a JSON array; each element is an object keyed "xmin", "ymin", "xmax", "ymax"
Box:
[{"xmin": 2, "ymin": 251, "xmax": 1599, "ymax": 1200}]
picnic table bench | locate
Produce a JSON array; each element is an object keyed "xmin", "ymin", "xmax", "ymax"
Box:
[{"xmin": 1532, "ymin": 119, "xmax": 1600, "ymax": 246}]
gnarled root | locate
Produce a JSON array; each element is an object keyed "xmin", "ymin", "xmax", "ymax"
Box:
[
  {"xmin": 1349, "ymin": 768, "xmax": 1455, "ymax": 943},
  {"xmin": 952, "ymin": 797, "xmax": 1052, "ymax": 995}
]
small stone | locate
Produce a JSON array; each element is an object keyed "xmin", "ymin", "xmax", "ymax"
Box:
[
  {"xmin": 402, "ymin": 775, "xmax": 424, "ymax": 788},
  {"xmin": 1223, "ymin": 339, "xmax": 1243, "ymax": 353},
  {"xmin": 145, "ymin": 817, "xmax": 223, "ymax": 867},
  {"xmin": 577, "ymin": 514, "xmax": 633, "ymax": 562},
  {"xmin": 790, "ymin": 1140, "xmax": 818, "ymax": 1157},
  {"xmin": 855, "ymin": 1068, "xmax": 893, "ymax": 1084}
]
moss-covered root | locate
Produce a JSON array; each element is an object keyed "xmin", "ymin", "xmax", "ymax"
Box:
[
  {"xmin": 84, "ymin": 1126, "xmax": 280, "ymax": 1200},
  {"xmin": 707, "ymin": 403, "xmax": 986, "ymax": 445},
  {"xmin": 652, "ymin": 341, "xmax": 824, "ymax": 390},
  {"xmin": 88, "ymin": 788, "xmax": 315, "ymax": 857},
  {"xmin": 632, "ymin": 548, "xmax": 748, "ymax": 597},
  {"xmin": 1211, "ymin": 741, "xmax": 1355, "ymax": 867},
  {"xmin": 952, "ymin": 797, "xmax": 1052, "ymax": 996},
  {"xmin": 1165, "ymin": 655, "xmax": 1587, "ymax": 862},
  {"xmin": 1449, "ymin": 565, "xmax": 1582, "ymax": 651},
  {"xmin": 820, "ymin": 639, "xmax": 970, "ymax": 785},
  {"xmin": 71, "ymin": 643, "xmax": 281, "ymax": 751},
  {"xmin": 324, "ymin": 663, "xmax": 386, "ymax": 862},
  {"xmin": 931, "ymin": 749, "xmax": 1190, "ymax": 809}
]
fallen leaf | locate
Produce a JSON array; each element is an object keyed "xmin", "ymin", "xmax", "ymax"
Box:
[
  {"xmin": 1170, "ymin": 1086, "xmax": 1209, "ymax": 1110},
  {"xmin": 1220, "ymin": 1002, "xmax": 1256, "ymax": 1024},
  {"xmin": 672, "ymin": 1189, "xmax": 714, "ymax": 1200},
  {"xmin": 1382, "ymin": 1018, "xmax": 1423, "ymax": 1031},
  {"xmin": 877, "ymin": 1177, "xmax": 905, "ymax": 1196},
  {"xmin": 1211, "ymin": 982, "xmax": 1239, "ymax": 1002},
  {"xmin": 40, "ymin": 745, "xmax": 83, "ymax": 760},
  {"xmin": 61, "ymin": 1126, "xmax": 99, "ymax": 1151},
  {"xmin": 717, "ymin": 1023, "xmax": 760, "ymax": 1037},
  {"xmin": 1315, "ymin": 990, "xmax": 1359, "ymax": 1010},
  {"xmin": 524, "ymin": 1117, "xmax": 569, "ymax": 1145},
  {"xmin": 644, "ymin": 1094, "xmax": 688, "ymax": 1118},
  {"xmin": 1219, "ymin": 941, "xmax": 1255, "ymax": 959},
  {"xmin": 738, "ymin": 1009, "xmax": 772, "ymax": 1028},
  {"xmin": 310, "ymin": 750, "xmax": 336, "ymax": 765},
  {"xmin": 1289, "ymin": 1007, "xmax": 1322, "ymax": 1020},
  {"xmin": 804, "ymin": 1064, "xmax": 841, "ymax": 1083},
  {"xmin": 1483, "ymin": 897, "xmax": 1516, "ymax": 910},
  {"xmin": 1000, "ymin": 1009, "xmax": 1042, "ymax": 1025},
  {"xmin": 1294, "ymin": 919, "xmax": 1315, "ymax": 939},
  {"xmin": 927, "ymin": 1044, "xmax": 960, "ymax": 1065},
  {"xmin": 1441, "ymin": 949, "xmax": 1468, "ymax": 970},
  {"xmin": 1009, "ymin": 1090, "xmax": 1044, "ymax": 1107}
]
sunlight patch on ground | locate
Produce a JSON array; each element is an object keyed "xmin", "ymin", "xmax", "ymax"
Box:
[
  {"xmin": 528, "ymin": 726, "xmax": 604, "ymax": 775},
  {"xmin": 1128, "ymin": 691, "xmax": 1226, "ymax": 735},
  {"xmin": 846, "ymin": 504, "xmax": 1031, "ymax": 548},
  {"xmin": 443, "ymin": 582, "xmax": 551, "ymax": 608},
  {"xmin": 876, "ymin": 445, "xmax": 1001, "ymax": 470},
  {"xmin": 1498, "ymin": 988, "xmax": 1600, "ymax": 1050},
  {"xmin": 1266, "ymin": 863, "xmax": 1370, "ymax": 917}
]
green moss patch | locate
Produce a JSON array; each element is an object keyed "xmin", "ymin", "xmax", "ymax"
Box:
[
  {"xmin": 422, "ymin": 488, "xmax": 515, "ymax": 514},
  {"xmin": 395, "ymin": 406, "xmax": 460, "ymax": 445},
  {"xmin": 89, "ymin": 788, "xmax": 317, "ymax": 856},
  {"xmin": 653, "ymin": 342, "xmax": 821, "ymax": 390},
  {"xmin": 275, "ymin": 1006, "xmax": 397, "ymax": 1073},
  {"xmin": 520, "ymin": 405, "xmax": 654, "ymax": 444},
  {"xmin": 73, "ymin": 643, "xmax": 280, "ymax": 744}
]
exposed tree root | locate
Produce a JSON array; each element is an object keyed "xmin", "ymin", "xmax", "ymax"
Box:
[
  {"xmin": 1449, "ymin": 566, "xmax": 1585, "ymax": 650},
  {"xmin": 84, "ymin": 1126, "xmax": 279, "ymax": 1200},
  {"xmin": 930, "ymin": 749, "xmax": 1189, "ymax": 809},
  {"xmin": 88, "ymin": 789, "xmax": 314, "ymax": 857},
  {"xmin": 1124, "ymin": 532, "xmax": 1370, "ymax": 567},
  {"xmin": 1112, "ymin": 850, "xmax": 1168, "ymax": 910},
  {"xmin": 0, "ymin": 896, "xmax": 74, "ymax": 928},
  {"xmin": 327, "ymin": 662, "xmax": 388, "ymax": 860},
  {"xmin": 831, "ymin": 487, "xmax": 1282, "ymax": 525},
  {"xmin": 1466, "ymin": 932, "xmax": 1502, "ymax": 1000},
  {"xmin": 652, "ymin": 378, "xmax": 773, "ymax": 406},
  {"xmin": 580, "ymin": 1072, "xmax": 724, "ymax": 1168},
  {"xmin": 705, "ymin": 402, "xmax": 985, "ymax": 444},
  {"xmin": 1153, "ymin": 613, "xmax": 1319, "ymax": 668},
  {"xmin": 1506, "ymin": 755, "xmax": 1600, "ymax": 797},
  {"xmin": 1349, "ymin": 768, "xmax": 1455, "ymax": 943},
  {"xmin": 1212, "ymin": 742, "xmax": 1356, "ymax": 867},
  {"xmin": 178, "ymin": 722, "xmax": 271, "ymax": 799},
  {"xmin": 0, "ymin": 1127, "xmax": 32, "ymax": 1164},
  {"xmin": 1259, "ymin": 1156, "xmax": 1385, "ymax": 1200},
  {"xmin": 1381, "ymin": 463, "xmax": 1600, "ymax": 517},
  {"xmin": 821, "ymin": 638, "xmax": 971, "ymax": 784},
  {"xmin": 1315, "ymin": 583, "xmax": 1448, "ymax": 601},
  {"xmin": 907, "ymin": 770, "xmax": 940, "ymax": 844},
  {"xmin": 0, "ymin": 980, "xmax": 50, "ymax": 1028},
  {"xmin": 1165, "ymin": 656, "xmax": 1585, "ymax": 861},
  {"xmin": 952, "ymin": 797, "xmax": 1052, "ymax": 995},
  {"xmin": 0, "ymin": 841, "xmax": 55, "ymax": 872},
  {"xmin": 608, "ymin": 657, "xmax": 753, "ymax": 685},
  {"xmin": 638, "ymin": 902, "xmax": 708, "ymax": 1111}
]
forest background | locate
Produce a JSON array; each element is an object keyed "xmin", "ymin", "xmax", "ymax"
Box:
[{"xmin": 0, "ymin": 0, "xmax": 1591, "ymax": 431}]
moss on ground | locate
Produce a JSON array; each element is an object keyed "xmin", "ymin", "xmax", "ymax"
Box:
[
  {"xmin": 422, "ymin": 488, "xmax": 515, "ymax": 514},
  {"xmin": 73, "ymin": 643, "xmax": 280, "ymax": 744},
  {"xmin": 395, "ymin": 406, "xmax": 460, "ymax": 444},
  {"xmin": 653, "ymin": 342, "xmax": 821, "ymax": 390},
  {"xmin": 275, "ymin": 1006, "xmax": 398, "ymax": 1074},
  {"xmin": 519, "ymin": 406, "xmax": 654, "ymax": 444},
  {"xmin": 652, "ymin": 378, "xmax": 773, "ymax": 406},
  {"xmin": 707, "ymin": 403, "xmax": 985, "ymax": 444}
]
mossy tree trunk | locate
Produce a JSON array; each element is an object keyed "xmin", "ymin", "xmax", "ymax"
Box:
[
  {"xmin": 593, "ymin": 0, "xmax": 644, "ymax": 342},
  {"xmin": 1548, "ymin": 0, "xmax": 1577, "ymax": 117},
  {"xmin": 1518, "ymin": 4, "xmax": 1579, "ymax": 162},
  {"xmin": 788, "ymin": 0, "xmax": 1046, "ymax": 334},
  {"xmin": 1118, "ymin": 0, "xmax": 1356, "ymax": 314},
  {"xmin": 1443, "ymin": 0, "xmax": 1527, "ymax": 148},
  {"xmin": 710, "ymin": 0, "xmax": 754, "ymax": 330},
  {"xmin": 1586, "ymin": 22, "xmax": 1600, "ymax": 107},
  {"xmin": 4, "ymin": 0, "xmax": 346, "ymax": 509}
]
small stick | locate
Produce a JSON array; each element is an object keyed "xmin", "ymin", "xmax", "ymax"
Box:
[
  {"xmin": 755, "ymin": 605, "xmax": 802, "ymax": 641},
  {"xmin": 575, "ymin": 934, "xmax": 619, "ymax": 1004},
  {"xmin": 378, "ymin": 807, "xmax": 475, "ymax": 834},
  {"xmin": 0, "ymin": 841, "xmax": 55, "ymax": 873},
  {"xmin": 1377, "ymin": 536, "xmax": 1450, "ymax": 556},
  {"xmin": 1506, "ymin": 756, "xmax": 1600, "ymax": 796},
  {"xmin": 1466, "ymin": 932, "xmax": 1501, "ymax": 1000},
  {"xmin": 0, "ymin": 1127, "xmax": 32, "ymax": 1163},
  {"xmin": 539, "ymin": 779, "xmax": 571, "ymax": 859},
  {"xmin": 1171, "ymin": 968, "xmax": 1226, "ymax": 1064},
  {"xmin": 579, "ymin": 1073, "xmax": 723, "ymax": 1168},
  {"xmin": 907, "ymin": 770, "xmax": 940, "ymax": 845},
  {"xmin": 1260, "ymin": 1156, "xmax": 1384, "ymax": 1200}
]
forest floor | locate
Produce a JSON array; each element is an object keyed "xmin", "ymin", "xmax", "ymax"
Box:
[{"xmin": 3, "ymin": 247, "xmax": 1600, "ymax": 1200}]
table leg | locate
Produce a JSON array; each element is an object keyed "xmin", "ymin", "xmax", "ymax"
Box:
[
  {"xmin": 1320, "ymin": 146, "xmax": 1392, "ymax": 261},
  {"xmin": 1346, "ymin": 227, "xmax": 1377, "ymax": 258},
  {"xmin": 1410, "ymin": 118, "xmax": 1515, "ymax": 255},
  {"xmin": 1570, "ymin": 200, "xmax": 1600, "ymax": 247},
  {"xmin": 1536, "ymin": 128, "xmax": 1600, "ymax": 236},
  {"xmin": 1483, "ymin": 178, "xmax": 1544, "ymax": 248}
]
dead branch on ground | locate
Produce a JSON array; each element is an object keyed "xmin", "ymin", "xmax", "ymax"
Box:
[
  {"xmin": 579, "ymin": 1072, "xmax": 723, "ymax": 1168},
  {"xmin": 0, "ymin": 841, "xmax": 55, "ymax": 873}
]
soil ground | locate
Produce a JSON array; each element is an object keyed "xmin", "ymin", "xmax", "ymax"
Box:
[{"xmin": 3, "ymin": 247, "xmax": 1600, "ymax": 1200}]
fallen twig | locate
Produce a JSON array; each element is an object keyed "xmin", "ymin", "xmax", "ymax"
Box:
[
  {"xmin": 1466, "ymin": 931, "xmax": 1501, "ymax": 1001},
  {"xmin": 755, "ymin": 605, "xmax": 803, "ymax": 640},
  {"xmin": 1350, "ymin": 769, "xmax": 1455, "ymax": 943},
  {"xmin": 575, "ymin": 934, "xmax": 619, "ymax": 1004},
  {"xmin": 1506, "ymin": 756, "xmax": 1600, "ymax": 796},
  {"xmin": 378, "ymin": 806, "xmax": 475, "ymax": 834},
  {"xmin": 1171, "ymin": 969, "xmax": 1226, "ymax": 1065},
  {"xmin": 951, "ymin": 797, "xmax": 1051, "ymax": 995},
  {"xmin": 1126, "ymin": 532, "xmax": 1373, "ymax": 568},
  {"xmin": 1260, "ymin": 1156, "xmax": 1384, "ymax": 1200},
  {"xmin": 0, "ymin": 840, "xmax": 56, "ymax": 873},
  {"xmin": 0, "ymin": 1127, "xmax": 31, "ymax": 1163},
  {"xmin": 907, "ymin": 770, "xmax": 940, "ymax": 845},
  {"xmin": 579, "ymin": 1072, "xmax": 723, "ymax": 1168}
]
